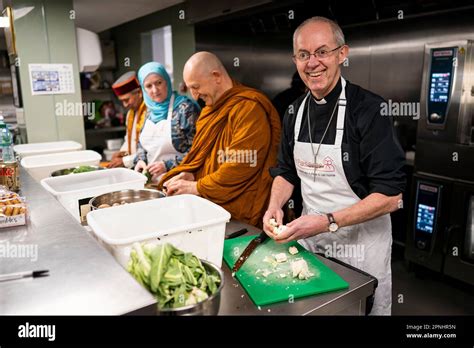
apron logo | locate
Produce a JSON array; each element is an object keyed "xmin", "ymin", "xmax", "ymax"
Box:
[
  {"xmin": 295, "ymin": 156, "xmax": 335, "ymax": 172},
  {"xmin": 320, "ymin": 156, "xmax": 335, "ymax": 172}
]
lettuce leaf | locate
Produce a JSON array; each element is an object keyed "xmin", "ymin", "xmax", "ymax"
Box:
[{"xmin": 127, "ymin": 242, "xmax": 220, "ymax": 309}]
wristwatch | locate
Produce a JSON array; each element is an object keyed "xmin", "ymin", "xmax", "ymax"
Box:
[{"xmin": 326, "ymin": 213, "xmax": 339, "ymax": 232}]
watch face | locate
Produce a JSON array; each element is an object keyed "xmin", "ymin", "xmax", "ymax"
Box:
[{"xmin": 329, "ymin": 223, "xmax": 338, "ymax": 232}]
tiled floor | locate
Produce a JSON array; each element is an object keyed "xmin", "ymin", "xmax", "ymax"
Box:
[{"xmin": 391, "ymin": 246, "xmax": 474, "ymax": 315}]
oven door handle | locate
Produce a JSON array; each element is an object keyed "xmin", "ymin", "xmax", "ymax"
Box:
[{"xmin": 443, "ymin": 224, "xmax": 460, "ymax": 254}]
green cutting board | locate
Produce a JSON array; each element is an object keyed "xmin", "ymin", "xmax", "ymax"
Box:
[{"xmin": 223, "ymin": 235, "xmax": 349, "ymax": 306}]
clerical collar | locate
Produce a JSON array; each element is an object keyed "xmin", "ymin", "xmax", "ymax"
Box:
[
  {"xmin": 314, "ymin": 98, "xmax": 327, "ymax": 105},
  {"xmin": 311, "ymin": 78, "xmax": 342, "ymax": 105}
]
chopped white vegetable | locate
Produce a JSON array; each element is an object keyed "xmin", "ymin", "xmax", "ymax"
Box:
[
  {"xmin": 269, "ymin": 218, "xmax": 278, "ymax": 227},
  {"xmin": 263, "ymin": 256, "xmax": 273, "ymax": 263},
  {"xmin": 269, "ymin": 218, "xmax": 288, "ymax": 235},
  {"xmin": 273, "ymin": 253, "xmax": 288, "ymax": 263},
  {"xmin": 261, "ymin": 269, "xmax": 272, "ymax": 278},
  {"xmin": 291, "ymin": 259, "xmax": 312, "ymax": 280},
  {"xmin": 274, "ymin": 225, "xmax": 288, "ymax": 235},
  {"xmin": 288, "ymin": 246, "xmax": 299, "ymax": 255},
  {"xmin": 263, "ymin": 255, "xmax": 278, "ymax": 268},
  {"xmin": 280, "ymin": 273, "xmax": 287, "ymax": 278}
]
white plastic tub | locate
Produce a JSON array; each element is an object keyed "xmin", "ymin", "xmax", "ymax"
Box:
[
  {"xmin": 87, "ymin": 194, "xmax": 231, "ymax": 268},
  {"xmin": 20, "ymin": 150, "xmax": 101, "ymax": 181},
  {"xmin": 41, "ymin": 168, "xmax": 147, "ymax": 223},
  {"xmin": 103, "ymin": 149, "xmax": 115, "ymax": 161},
  {"xmin": 14, "ymin": 141, "xmax": 82, "ymax": 159},
  {"xmin": 106, "ymin": 138, "xmax": 123, "ymax": 151}
]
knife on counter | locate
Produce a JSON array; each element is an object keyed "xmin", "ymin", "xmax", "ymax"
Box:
[{"xmin": 231, "ymin": 231, "xmax": 269, "ymax": 276}]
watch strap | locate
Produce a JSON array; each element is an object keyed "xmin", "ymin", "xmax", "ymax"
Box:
[{"xmin": 327, "ymin": 213, "xmax": 336, "ymax": 224}]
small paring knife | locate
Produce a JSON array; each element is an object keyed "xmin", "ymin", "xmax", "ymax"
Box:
[{"xmin": 231, "ymin": 231, "xmax": 269, "ymax": 276}]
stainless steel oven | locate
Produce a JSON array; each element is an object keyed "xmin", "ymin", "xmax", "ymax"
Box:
[
  {"xmin": 443, "ymin": 182, "xmax": 474, "ymax": 285},
  {"xmin": 406, "ymin": 174, "xmax": 450, "ymax": 273},
  {"xmin": 405, "ymin": 40, "xmax": 474, "ymax": 285}
]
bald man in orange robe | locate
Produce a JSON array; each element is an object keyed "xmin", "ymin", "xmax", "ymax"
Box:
[{"xmin": 159, "ymin": 52, "xmax": 281, "ymax": 227}]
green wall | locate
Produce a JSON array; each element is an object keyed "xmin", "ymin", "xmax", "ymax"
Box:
[
  {"xmin": 111, "ymin": 4, "xmax": 195, "ymax": 90},
  {"xmin": 12, "ymin": 0, "xmax": 85, "ymax": 145}
]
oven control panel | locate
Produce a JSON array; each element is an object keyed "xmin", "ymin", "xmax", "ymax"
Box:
[{"xmin": 414, "ymin": 182, "xmax": 442, "ymax": 251}]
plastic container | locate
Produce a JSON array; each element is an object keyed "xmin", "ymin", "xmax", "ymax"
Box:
[
  {"xmin": 103, "ymin": 149, "xmax": 115, "ymax": 161},
  {"xmin": 41, "ymin": 168, "xmax": 147, "ymax": 223},
  {"xmin": 13, "ymin": 141, "xmax": 82, "ymax": 159},
  {"xmin": 20, "ymin": 150, "xmax": 101, "ymax": 182},
  {"xmin": 87, "ymin": 194, "xmax": 231, "ymax": 268},
  {"xmin": 106, "ymin": 138, "xmax": 123, "ymax": 151}
]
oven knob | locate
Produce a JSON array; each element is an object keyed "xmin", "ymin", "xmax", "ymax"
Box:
[{"xmin": 417, "ymin": 240, "xmax": 426, "ymax": 249}]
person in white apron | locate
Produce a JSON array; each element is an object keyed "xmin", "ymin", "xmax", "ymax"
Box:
[
  {"xmin": 296, "ymin": 79, "xmax": 393, "ymax": 315},
  {"xmin": 108, "ymin": 71, "xmax": 147, "ymax": 169},
  {"xmin": 133, "ymin": 62, "xmax": 200, "ymax": 182},
  {"xmin": 263, "ymin": 17, "xmax": 405, "ymax": 315}
]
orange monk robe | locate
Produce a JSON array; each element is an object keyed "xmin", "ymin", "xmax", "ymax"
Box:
[{"xmin": 159, "ymin": 82, "xmax": 281, "ymax": 227}]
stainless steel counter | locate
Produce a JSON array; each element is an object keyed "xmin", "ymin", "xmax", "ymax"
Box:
[
  {"xmin": 0, "ymin": 169, "xmax": 156, "ymax": 315},
  {"xmin": 0, "ymin": 169, "xmax": 375, "ymax": 315}
]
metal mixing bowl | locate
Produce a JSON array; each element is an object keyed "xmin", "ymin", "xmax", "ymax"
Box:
[
  {"xmin": 155, "ymin": 259, "xmax": 224, "ymax": 316},
  {"xmin": 50, "ymin": 165, "xmax": 104, "ymax": 177},
  {"xmin": 89, "ymin": 189, "xmax": 165, "ymax": 210}
]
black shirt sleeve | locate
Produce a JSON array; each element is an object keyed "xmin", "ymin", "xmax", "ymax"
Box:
[
  {"xmin": 353, "ymin": 93, "xmax": 406, "ymax": 196},
  {"xmin": 269, "ymin": 104, "xmax": 300, "ymax": 186}
]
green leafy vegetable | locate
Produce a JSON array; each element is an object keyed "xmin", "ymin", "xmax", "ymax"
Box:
[
  {"xmin": 143, "ymin": 170, "xmax": 152, "ymax": 184},
  {"xmin": 71, "ymin": 165, "xmax": 97, "ymax": 174},
  {"xmin": 127, "ymin": 243, "xmax": 221, "ymax": 309}
]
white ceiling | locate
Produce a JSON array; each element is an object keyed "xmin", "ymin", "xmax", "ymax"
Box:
[{"xmin": 73, "ymin": 0, "xmax": 184, "ymax": 33}]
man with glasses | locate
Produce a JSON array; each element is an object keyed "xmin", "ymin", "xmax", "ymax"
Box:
[
  {"xmin": 108, "ymin": 71, "xmax": 147, "ymax": 168},
  {"xmin": 263, "ymin": 17, "xmax": 406, "ymax": 315}
]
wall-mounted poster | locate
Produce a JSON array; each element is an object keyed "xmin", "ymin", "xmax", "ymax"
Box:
[{"xmin": 28, "ymin": 63, "xmax": 75, "ymax": 95}]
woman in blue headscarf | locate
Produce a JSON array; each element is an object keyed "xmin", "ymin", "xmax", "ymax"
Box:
[{"xmin": 134, "ymin": 62, "xmax": 200, "ymax": 182}]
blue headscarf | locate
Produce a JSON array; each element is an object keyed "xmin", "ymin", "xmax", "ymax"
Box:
[{"xmin": 137, "ymin": 62, "xmax": 189, "ymax": 123}]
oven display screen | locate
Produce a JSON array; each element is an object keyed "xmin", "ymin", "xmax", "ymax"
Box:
[
  {"xmin": 416, "ymin": 204, "xmax": 436, "ymax": 233},
  {"xmin": 426, "ymin": 47, "xmax": 456, "ymax": 125},
  {"xmin": 430, "ymin": 72, "xmax": 450, "ymax": 103}
]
